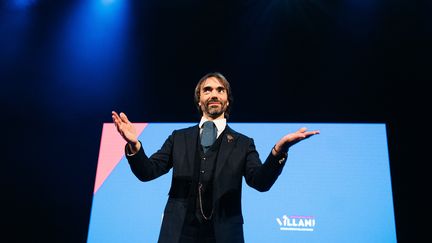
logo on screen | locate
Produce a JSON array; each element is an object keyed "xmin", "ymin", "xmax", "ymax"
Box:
[{"xmin": 276, "ymin": 215, "xmax": 316, "ymax": 232}]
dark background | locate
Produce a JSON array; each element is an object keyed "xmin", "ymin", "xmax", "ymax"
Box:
[{"xmin": 2, "ymin": 0, "xmax": 430, "ymax": 242}]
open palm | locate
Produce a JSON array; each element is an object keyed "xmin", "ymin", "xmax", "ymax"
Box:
[{"xmin": 111, "ymin": 111, "xmax": 139, "ymax": 145}]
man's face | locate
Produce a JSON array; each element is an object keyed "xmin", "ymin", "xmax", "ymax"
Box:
[{"xmin": 198, "ymin": 77, "xmax": 229, "ymax": 120}]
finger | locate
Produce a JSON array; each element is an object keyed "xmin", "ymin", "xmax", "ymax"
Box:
[
  {"xmin": 112, "ymin": 115, "xmax": 118, "ymax": 124},
  {"xmin": 111, "ymin": 112, "xmax": 124, "ymax": 132},
  {"xmin": 304, "ymin": 130, "xmax": 320, "ymax": 138},
  {"xmin": 112, "ymin": 111, "xmax": 120, "ymax": 118},
  {"xmin": 112, "ymin": 115, "xmax": 118, "ymax": 126},
  {"xmin": 112, "ymin": 115, "xmax": 119, "ymax": 126},
  {"xmin": 112, "ymin": 111, "xmax": 121, "ymax": 122},
  {"xmin": 112, "ymin": 114, "xmax": 122, "ymax": 127},
  {"xmin": 305, "ymin": 130, "xmax": 320, "ymax": 135},
  {"xmin": 112, "ymin": 117, "xmax": 121, "ymax": 131},
  {"xmin": 287, "ymin": 133, "xmax": 305, "ymax": 142},
  {"xmin": 298, "ymin": 127, "xmax": 307, "ymax": 133},
  {"xmin": 119, "ymin": 112, "xmax": 130, "ymax": 123}
]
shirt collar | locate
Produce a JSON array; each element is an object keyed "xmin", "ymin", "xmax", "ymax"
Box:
[{"xmin": 199, "ymin": 117, "xmax": 226, "ymax": 133}]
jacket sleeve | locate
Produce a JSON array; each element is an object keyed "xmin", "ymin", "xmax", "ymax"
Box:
[
  {"xmin": 243, "ymin": 138, "xmax": 287, "ymax": 192},
  {"xmin": 125, "ymin": 132, "xmax": 174, "ymax": 182}
]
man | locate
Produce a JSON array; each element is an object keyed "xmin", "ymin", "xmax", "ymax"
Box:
[{"xmin": 111, "ymin": 72, "xmax": 319, "ymax": 243}]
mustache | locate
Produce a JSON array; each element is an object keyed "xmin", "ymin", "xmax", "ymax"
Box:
[{"xmin": 206, "ymin": 99, "xmax": 222, "ymax": 105}]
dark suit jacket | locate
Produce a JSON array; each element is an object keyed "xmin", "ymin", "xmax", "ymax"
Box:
[{"xmin": 126, "ymin": 125, "xmax": 287, "ymax": 243}]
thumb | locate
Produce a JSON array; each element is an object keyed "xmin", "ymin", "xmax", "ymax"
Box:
[{"xmin": 298, "ymin": 127, "xmax": 307, "ymax": 133}]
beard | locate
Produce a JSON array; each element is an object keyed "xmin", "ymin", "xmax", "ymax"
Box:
[{"xmin": 202, "ymin": 99, "xmax": 227, "ymax": 119}]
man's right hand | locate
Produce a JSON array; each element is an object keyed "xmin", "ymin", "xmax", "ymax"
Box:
[{"xmin": 112, "ymin": 111, "xmax": 141, "ymax": 153}]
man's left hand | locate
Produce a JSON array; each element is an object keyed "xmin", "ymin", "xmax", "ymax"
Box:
[{"xmin": 272, "ymin": 127, "xmax": 320, "ymax": 156}]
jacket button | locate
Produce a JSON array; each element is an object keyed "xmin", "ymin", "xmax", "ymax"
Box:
[
  {"xmin": 200, "ymin": 170, "xmax": 205, "ymax": 174},
  {"xmin": 202, "ymin": 157, "xmax": 206, "ymax": 160}
]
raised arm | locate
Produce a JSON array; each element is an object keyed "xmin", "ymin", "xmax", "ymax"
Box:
[
  {"xmin": 245, "ymin": 127, "xmax": 320, "ymax": 192},
  {"xmin": 111, "ymin": 111, "xmax": 173, "ymax": 181},
  {"xmin": 272, "ymin": 127, "xmax": 320, "ymax": 156}
]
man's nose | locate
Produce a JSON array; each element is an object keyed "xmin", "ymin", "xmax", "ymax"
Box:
[{"xmin": 210, "ymin": 90, "xmax": 220, "ymax": 98}]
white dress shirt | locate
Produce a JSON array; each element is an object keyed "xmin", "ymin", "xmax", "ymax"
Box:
[{"xmin": 198, "ymin": 117, "xmax": 226, "ymax": 139}]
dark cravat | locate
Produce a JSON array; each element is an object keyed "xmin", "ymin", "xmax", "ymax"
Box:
[{"xmin": 201, "ymin": 121, "xmax": 216, "ymax": 153}]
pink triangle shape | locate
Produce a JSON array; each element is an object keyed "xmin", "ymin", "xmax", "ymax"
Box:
[{"xmin": 93, "ymin": 123, "xmax": 148, "ymax": 194}]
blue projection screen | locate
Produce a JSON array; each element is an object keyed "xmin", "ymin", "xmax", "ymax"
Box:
[{"xmin": 88, "ymin": 123, "xmax": 397, "ymax": 243}]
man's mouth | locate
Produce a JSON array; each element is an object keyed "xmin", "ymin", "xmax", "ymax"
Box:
[{"xmin": 208, "ymin": 101, "xmax": 221, "ymax": 106}]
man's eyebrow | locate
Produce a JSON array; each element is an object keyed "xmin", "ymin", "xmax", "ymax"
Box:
[{"xmin": 202, "ymin": 85, "xmax": 225, "ymax": 90}]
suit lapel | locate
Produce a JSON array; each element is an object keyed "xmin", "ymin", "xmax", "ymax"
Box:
[
  {"xmin": 185, "ymin": 125, "xmax": 199, "ymax": 174},
  {"xmin": 214, "ymin": 126, "xmax": 238, "ymax": 179}
]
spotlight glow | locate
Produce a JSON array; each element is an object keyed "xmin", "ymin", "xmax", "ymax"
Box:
[
  {"xmin": 10, "ymin": 0, "xmax": 37, "ymax": 8},
  {"xmin": 101, "ymin": 0, "xmax": 115, "ymax": 6}
]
